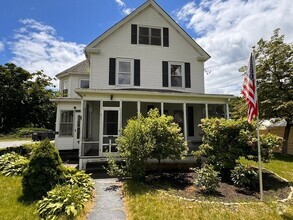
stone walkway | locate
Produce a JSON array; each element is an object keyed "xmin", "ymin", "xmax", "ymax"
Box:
[
  {"xmin": 0, "ymin": 140, "xmax": 33, "ymax": 149},
  {"xmin": 88, "ymin": 178, "xmax": 126, "ymax": 220}
]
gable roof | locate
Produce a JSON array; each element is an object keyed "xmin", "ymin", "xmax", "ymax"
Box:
[
  {"xmin": 85, "ymin": 0, "xmax": 210, "ymax": 61},
  {"xmin": 56, "ymin": 59, "xmax": 90, "ymax": 78}
]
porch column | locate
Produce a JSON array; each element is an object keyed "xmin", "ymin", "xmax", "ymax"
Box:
[
  {"xmin": 79, "ymin": 99, "xmax": 85, "ymax": 170},
  {"xmin": 137, "ymin": 101, "xmax": 141, "ymax": 115},
  {"xmin": 205, "ymin": 103, "xmax": 209, "ymax": 118},
  {"xmin": 226, "ymin": 103, "xmax": 230, "ymax": 119},
  {"xmin": 183, "ymin": 103, "xmax": 187, "ymax": 141},
  {"xmin": 161, "ymin": 102, "xmax": 164, "ymax": 115}
]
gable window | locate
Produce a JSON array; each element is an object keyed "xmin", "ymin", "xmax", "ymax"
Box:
[
  {"xmin": 118, "ymin": 59, "xmax": 133, "ymax": 85},
  {"xmin": 59, "ymin": 111, "xmax": 73, "ymax": 136},
  {"xmin": 170, "ymin": 63, "xmax": 183, "ymax": 87},
  {"xmin": 139, "ymin": 27, "xmax": 161, "ymax": 46},
  {"xmin": 80, "ymin": 79, "xmax": 89, "ymax": 88}
]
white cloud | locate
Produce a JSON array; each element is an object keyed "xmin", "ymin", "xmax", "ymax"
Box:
[
  {"xmin": 0, "ymin": 42, "xmax": 4, "ymax": 52},
  {"xmin": 115, "ymin": 0, "xmax": 125, "ymax": 7},
  {"xmin": 176, "ymin": 0, "xmax": 293, "ymax": 96},
  {"xmin": 114, "ymin": 0, "xmax": 135, "ymax": 15},
  {"xmin": 9, "ymin": 19, "xmax": 85, "ymax": 85}
]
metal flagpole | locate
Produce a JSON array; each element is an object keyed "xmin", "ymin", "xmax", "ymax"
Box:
[{"xmin": 252, "ymin": 51, "xmax": 264, "ymax": 201}]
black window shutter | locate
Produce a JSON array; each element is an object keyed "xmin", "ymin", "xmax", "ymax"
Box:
[
  {"xmin": 131, "ymin": 24, "xmax": 137, "ymax": 44},
  {"xmin": 162, "ymin": 61, "xmax": 169, "ymax": 87},
  {"xmin": 109, "ymin": 58, "xmax": 116, "ymax": 85},
  {"xmin": 187, "ymin": 106, "xmax": 194, "ymax": 136},
  {"xmin": 185, "ymin": 62, "xmax": 191, "ymax": 88},
  {"xmin": 134, "ymin": 59, "xmax": 140, "ymax": 86},
  {"xmin": 163, "ymin": 28, "xmax": 169, "ymax": 47}
]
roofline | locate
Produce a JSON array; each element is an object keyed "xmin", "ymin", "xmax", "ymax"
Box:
[
  {"xmin": 56, "ymin": 59, "xmax": 89, "ymax": 78},
  {"xmin": 85, "ymin": 0, "xmax": 210, "ymax": 61},
  {"xmin": 74, "ymin": 88, "xmax": 234, "ymax": 99},
  {"xmin": 50, "ymin": 98, "xmax": 81, "ymax": 103}
]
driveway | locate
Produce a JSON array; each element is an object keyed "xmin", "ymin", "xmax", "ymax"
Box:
[{"xmin": 0, "ymin": 140, "xmax": 34, "ymax": 149}]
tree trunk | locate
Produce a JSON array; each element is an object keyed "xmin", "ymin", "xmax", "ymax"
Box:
[{"xmin": 282, "ymin": 121, "xmax": 292, "ymax": 154}]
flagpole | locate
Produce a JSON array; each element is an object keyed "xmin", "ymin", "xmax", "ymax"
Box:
[{"xmin": 252, "ymin": 51, "xmax": 264, "ymax": 201}]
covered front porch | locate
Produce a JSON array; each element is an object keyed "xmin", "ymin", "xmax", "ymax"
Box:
[{"xmin": 75, "ymin": 89, "xmax": 233, "ymax": 169}]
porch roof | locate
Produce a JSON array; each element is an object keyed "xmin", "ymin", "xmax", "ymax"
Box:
[{"xmin": 74, "ymin": 88, "xmax": 234, "ymax": 103}]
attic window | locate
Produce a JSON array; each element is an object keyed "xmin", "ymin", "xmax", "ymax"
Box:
[{"xmin": 139, "ymin": 27, "xmax": 161, "ymax": 46}]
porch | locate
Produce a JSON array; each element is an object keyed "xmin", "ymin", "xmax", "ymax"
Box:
[{"xmin": 74, "ymin": 89, "xmax": 232, "ymax": 169}]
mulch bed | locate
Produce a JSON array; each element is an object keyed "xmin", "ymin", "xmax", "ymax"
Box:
[{"xmin": 144, "ymin": 170, "xmax": 291, "ymax": 203}]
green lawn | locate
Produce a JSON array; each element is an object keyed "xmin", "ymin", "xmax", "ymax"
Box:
[
  {"xmin": 124, "ymin": 153, "xmax": 293, "ymax": 220},
  {"xmin": 0, "ymin": 175, "xmax": 38, "ymax": 220}
]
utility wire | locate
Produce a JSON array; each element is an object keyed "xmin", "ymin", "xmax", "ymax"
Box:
[
  {"xmin": 205, "ymin": 57, "xmax": 248, "ymax": 69},
  {"xmin": 206, "ymin": 81, "xmax": 242, "ymax": 90},
  {"xmin": 206, "ymin": 74, "xmax": 243, "ymax": 85}
]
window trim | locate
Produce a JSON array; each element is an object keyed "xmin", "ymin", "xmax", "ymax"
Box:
[
  {"xmin": 79, "ymin": 79, "xmax": 89, "ymax": 89},
  {"xmin": 116, "ymin": 58, "xmax": 134, "ymax": 86},
  {"xmin": 59, "ymin": 110, "xmax": 74, "ymax": 136},
  {"xmin": 138, "ymin": 26, "xmax": 162, "ymax": 46},
  {"xmin": 169, "ymin": 61, "xmax": 185, "ymax": 88}
]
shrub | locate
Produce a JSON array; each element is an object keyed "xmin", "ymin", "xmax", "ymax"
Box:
[
  {"xmin": 16, "ymin": 127, "xmax": 49, "ymax": 137},
  {"xmin": 231, "ymin": 164, "xmax": 259, "ymax": 189},
  {"xmin": 36, "ymin": 184, "xmax": 92, "ymax": 220},
  {"xmin": 110, "ymin": 109, "xmax": 188, "ymax": 180},
  {"xmin": 0, "ymin": 143, "xmax": 38, "ymax": 157},
  {"xmin": 62, "ymin": 167, "xmax": 95, "ymax": 194},
  {"xmin": 0, "ymin": 152, "xmax": 29, "ymax": 176},
  {"xmin": 22, "ymin": 139, "xmax": 64, "ymax": 200},
  {"xmin": 193, "ymin": 164, "xmax": 221, "ymax": 193},
  {"xmin": 194, "ymin": 118, "xmax": 282, "ymax": 177}
]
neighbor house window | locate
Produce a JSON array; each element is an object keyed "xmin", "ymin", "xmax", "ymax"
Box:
[
  {"xmin": 80, "ymin": 79, "xmax": 89, "ymax": 88},
  {"xmin": 60, "ymin": 111, "xmax": 73, "ymax": 136},
  {"xmin": 170, "ymin": 63, "xmax": 183, "ymax": 87},
  {"xmin": 62, "ymin": 80, "xmax": 68, "ymax": 97},
  {"xmin": 139, "ymin": 27, "xmax": 161, "ymax": 46},
  {"xmin": 117, "ymin": 59, "xmax": 133, "ymax": 85}
]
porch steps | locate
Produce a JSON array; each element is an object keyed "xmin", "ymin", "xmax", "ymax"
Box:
[{"xmin": 59, "ymin": 150, "xmax": 79, "ymax": 163}]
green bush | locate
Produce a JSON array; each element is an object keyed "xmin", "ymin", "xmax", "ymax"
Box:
[
  {"xmin": 231, "ymin": 164, "xmax": 259, "ymax": 189},
  {"xmin": 22, "ymin": 139, "xmax": 64, "ymax": 200},
  {"xmin": 110, "ymin": 109, "xmax": 188, "ymax": 180},
  {"xmin": 0, "ymin": 152, "xmax": 29, "ymax": 176},
  {"xmin": 62, "ymin": 167, "xmax": 95, "ymax": 194},
  {"xmin": 36, "ymin": 184, "xmax": 92, "ymax": 220},
  {"xmin": 16, "ymin": 127, "xmax": 49, "ymax": 137},
  {"xmin": 193, "ymin": 164, "xmax": 221, "ymax": 193},
  {"xmin": 194, "ymin": 118, "xmax": 282, "ymax": 176}
]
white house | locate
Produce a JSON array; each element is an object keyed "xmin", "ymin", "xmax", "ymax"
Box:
[{"xmin": 52, "ymin": 0, "xmax": 234, "ymax": 169}]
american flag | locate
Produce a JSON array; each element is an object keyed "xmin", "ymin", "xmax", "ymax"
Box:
[{"xmin": 242, "ymin": 52, "xmax": 258, "ymax": 123}]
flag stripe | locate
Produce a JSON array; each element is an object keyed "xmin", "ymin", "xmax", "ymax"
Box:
[{"xmin": 242, "ymin": 52, "xmax": 258, "ymax": 123}]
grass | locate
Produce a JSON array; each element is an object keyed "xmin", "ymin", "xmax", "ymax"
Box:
[
  {"xmin": 0, "ymin": 174, "xmax": 38, "ymax": 220},
  {"xmin": 124, "ymin": 153, "xmax": 293, "ymax": 220}
]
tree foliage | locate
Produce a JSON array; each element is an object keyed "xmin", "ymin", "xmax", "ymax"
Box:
[
  {"xmin": 254, "ymin": 29, "xmax": 293, "ymax": 153},
  {"xmin": 0, "ymin": 63, "xmax": 57, "ymax": 133},
  {"xmin": 229, "ymin": 97, "xmax": 247, "ymax": 119}
]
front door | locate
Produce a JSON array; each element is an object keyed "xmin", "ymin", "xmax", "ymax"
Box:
[
  {"xmin": 101, "ymin": 109, "xmax": 120, "ymax": 156},
  {"xmin": 74, "ymin": 112, "xmax": 82, "ymax": 149}
]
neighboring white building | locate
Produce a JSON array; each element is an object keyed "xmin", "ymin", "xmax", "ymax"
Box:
[{"xmin": 52, "ymin": 0, "xmax": 234, "ymax": 169}]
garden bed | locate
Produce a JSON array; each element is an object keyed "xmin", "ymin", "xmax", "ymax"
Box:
[{"xmin": 145, "ymin": 170, "xmax": 291, "ymax": 203}]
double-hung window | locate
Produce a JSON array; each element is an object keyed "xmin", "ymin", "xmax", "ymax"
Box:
[
  {"xmin": 80, "ymin": 79, "xmax": 89, "ymax": 88},
  {"xmin": 139, "ymin": 27, "xmax": 162, "ymax": 46},
  {"xmin": 59, "ymin": 111, "xmax": 73, "ymax": 136},
  {"xmin": 170, "ymin": 62, "xmax": 183, "ymax": 87},
  {"xmin": 117, "ymin": 59, "xmax": 133, "ymax": 85},
  {"xmin": 62, "ymin": 80, "xmax": 68, "ymax": 97}
]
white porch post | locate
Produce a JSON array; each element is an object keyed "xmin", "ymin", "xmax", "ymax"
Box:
[
  {"xmin": 183, "ymin": 103, "xmax": 187, "ymax": 141},
  {"xmin": 205, "ymin": 103, "xmax": 209, "ymax": 118},
  {"xmin": 226, "ymin": 103, "xmax": 230, "ymax": 119},
  {"xmin": 161, "ymin": 102, "xmax": 164, "ymax": 115},
  {"xmin": 137, "ymin": 101, "xmax": 141, "ymax": 115},
  {"xmin": 79, "ymin": 99, "xmax": 85, "ymax": 170}
]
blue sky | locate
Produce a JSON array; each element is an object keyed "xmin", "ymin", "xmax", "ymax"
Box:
[{"xmin": 0, "ymin": 0, "xmax": 292, "ymax": 95}]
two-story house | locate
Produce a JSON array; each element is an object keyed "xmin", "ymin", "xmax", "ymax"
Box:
[{"xmin": 52, "ymin": 0, "xmax": 234, "ymax": 169}]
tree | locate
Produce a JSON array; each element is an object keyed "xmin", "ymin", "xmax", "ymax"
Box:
[
  {"xmin": 0, "ymin": 63, "xmax": 57, "ymax": 133},
  {"xmin": 254, "ymin": 29, "xmax": 293, "ymax": 154},
  {"xmin": 229, "ymin": 97, "xmax": 247, "ymax": 119}
]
